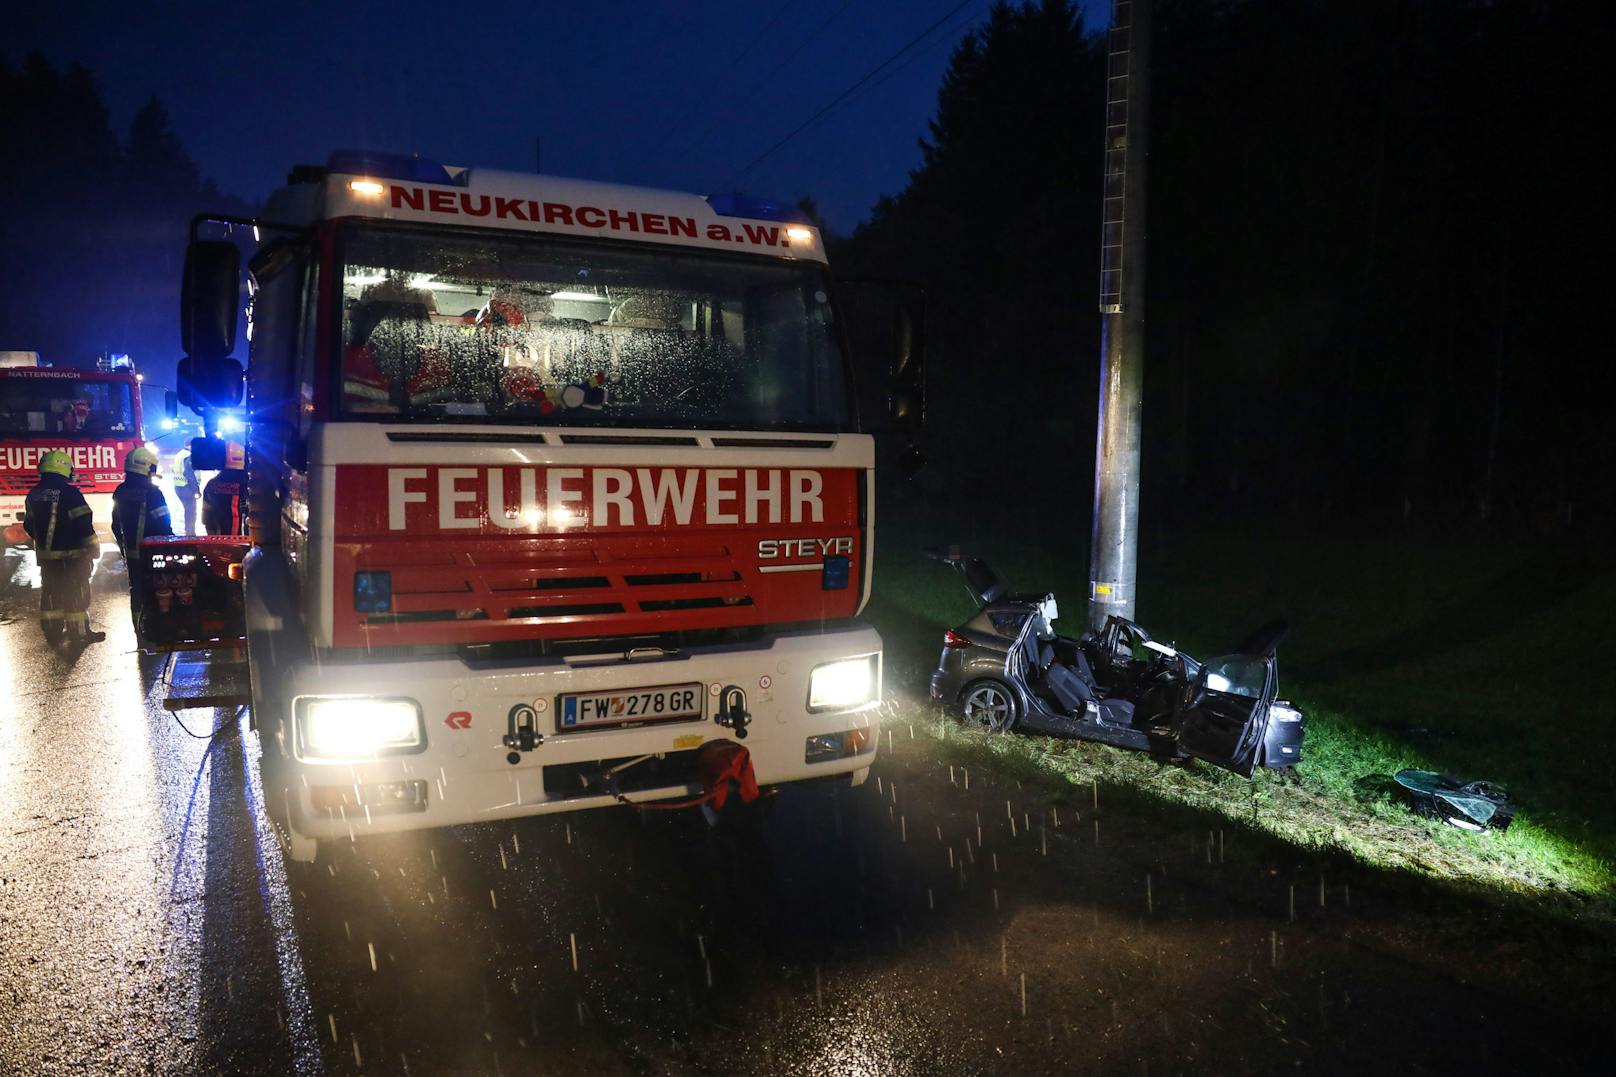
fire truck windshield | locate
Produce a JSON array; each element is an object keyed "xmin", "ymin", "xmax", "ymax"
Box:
[
  {"xmin": 0, "ymin": 377, "xmax": 136, "ymax": 438},
  {"xmin": 336, "ymin": 223, "xmax": 852, "ymax": 430}
]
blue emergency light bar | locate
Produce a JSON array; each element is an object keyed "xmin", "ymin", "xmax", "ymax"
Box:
[
  {"xmin": 706, "ymin": 192, "xmax": 812, "ymax": 225},
  {"xmin": 327, "ymin": 149, "xmax": 454, "ymax": 186}
]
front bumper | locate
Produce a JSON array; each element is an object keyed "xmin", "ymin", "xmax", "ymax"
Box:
[{"xmin": 258, "ymin": 624, "xmax": 882, "ymax": 844}]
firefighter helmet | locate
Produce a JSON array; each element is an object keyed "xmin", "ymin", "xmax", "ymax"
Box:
[
  {"xmin": 125, "ymin": 446, "xmax": 159, "ymax": 477},
  {"xmin": 224, "ymin": 442, "xmax": 246, "ymax": 469},
  {"xmin": 38, "ymin": 449, "xmax": 73, "ymax": 478}
]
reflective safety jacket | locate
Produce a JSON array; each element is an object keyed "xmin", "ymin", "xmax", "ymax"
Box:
[
  {"xmin": 173, "ymin": 449, "xmax": 198, "ymax": 496},
  {"xmin": 202, "ymin": 468, "xmax": 246, "ymax": 536},
  {"xmin": 23, "ymin": 473, "xmax": 97, "ymax": 560},
  {"xmin": 111, "ymin": 475, "xmax": 175, "ymax": 561}
]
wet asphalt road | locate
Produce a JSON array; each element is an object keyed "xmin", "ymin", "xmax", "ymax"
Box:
[{"xmin": 1, "ymin": 549, "xmax": 1607, "ymax": 1076}]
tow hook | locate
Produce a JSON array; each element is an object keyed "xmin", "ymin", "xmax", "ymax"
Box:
[
  {"xmin": 713, "ymin": 685, "xmax": 751, "ymax": 740},
  {"xmin": 503, "ymin": 703, "xmax": 544, "ymax": 764}
]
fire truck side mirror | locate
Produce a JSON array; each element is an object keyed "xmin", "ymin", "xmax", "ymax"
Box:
[
  {"xmin": 176, "ymin": 356, "xmax": 244, "ymax": 411},
  {"xmin": 164, "ymin": 391, "xmax": 179, "ymax": 420},
  {"xmin": 889, "ymin": 295, "xmax": 925, "ymax": 431},
  {"xmin": 836, "ymin": 278, "xmax": 926, "ymax": 436},
  {"xmin": 181, "ymin": 239, "xmax": 240, "ymax": 361}
]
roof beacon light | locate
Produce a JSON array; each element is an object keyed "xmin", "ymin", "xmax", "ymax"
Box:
[
  {"xmin": 706, "ymin": 192, "xmax": 812, "ymax": 225},
  {"xmin": 785, "ymin": 226, "xmax": 814, "ymax": 243},
  {"xmin": 349, "ymin": 179, "xmax": 385, "ymax": 197},
  {"xmin": 327, "ymin": 149, "xmax": 454, "ymax": 187}
]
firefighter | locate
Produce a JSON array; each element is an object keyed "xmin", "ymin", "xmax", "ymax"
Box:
[
  {"xmin": 111, "ymin": 446, "xmax": 175, "ymax": 634},
  {"xmin": 202, "ymin": 442, "xmax": 247, "ymax": 536},
  {"xmin": 172, "ymin": 445, "xmax": 199, "ymax": 535},
  {"xmin": 22, "ymin": 449, "xmax": 106, "ymax": 645}
]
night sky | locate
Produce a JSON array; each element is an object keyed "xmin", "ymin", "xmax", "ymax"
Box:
[{"xmin": 10, "ymin": 0, "xmax": 1000, "ymax": 233}]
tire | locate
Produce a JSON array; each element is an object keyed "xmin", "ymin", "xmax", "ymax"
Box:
[{"xmin": 959, "ymin": 679, "xmax": 1019, "ymax": 734}]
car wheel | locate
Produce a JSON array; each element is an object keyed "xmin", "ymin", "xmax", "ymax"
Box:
[{"xmin": 960, "ymin": 680, "xmax": 1018, "ymax": 734}]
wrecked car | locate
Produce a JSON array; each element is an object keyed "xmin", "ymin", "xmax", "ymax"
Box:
[{"xmin": 925, "ymin": 550, "xmax": 1304, "ymax": 777}]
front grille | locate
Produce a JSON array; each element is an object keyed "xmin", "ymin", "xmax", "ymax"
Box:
[
  {"xmin": 639, "ymin": 596, "xmax": 753, "ymax": 612},
  {"xmin": 623, "ymin": 571, "xmax": 703, "ymax": 586},
  {"xmin": 490, "ymin": 575, "xmax": 610, "ymax": 593},
  {"xmin": 364, "ymin": 609, "xmax": 490, "ymax": 624},
  {"xmin": 506, "ymin": 601, "xmax": 625, "ymax": 619},
  {"xmin": 353, "ymin": 542, "xmax": 757, "ymax": 630}
]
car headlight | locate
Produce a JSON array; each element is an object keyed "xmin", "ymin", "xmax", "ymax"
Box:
[
  {"xmin": 808, "ymin": 655, "xmax": 878, "ymax": 712},
  {"xmin": 296, "ymin": 697, "xmax": 424, "ymax": 761}
]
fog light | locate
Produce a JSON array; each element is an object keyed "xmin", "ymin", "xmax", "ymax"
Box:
[
  {"xmin": 296, "ymin": 697, "xmax": 423, "ymax": 762},
  {"xmin": 804, "ymin": 727, "xmax": 877, "ymax": 763},
  {"xmin": 805, "ymin": 732, "xmax": 842, "ymax": 763},
  {"xmin": 808, "ymin": 655, "xmax": 877, "ymax": 712}
]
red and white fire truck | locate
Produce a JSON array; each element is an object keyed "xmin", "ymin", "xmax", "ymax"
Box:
[
  {"xmin": 176, "ymin": 151, "xmax": 919, "ymax": 861},
  {"xmin": 1, "ymin": 352, "xmax": 147, "ymax": 546}
]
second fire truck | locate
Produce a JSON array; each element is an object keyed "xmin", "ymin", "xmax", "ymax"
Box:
[{"xmin": 2, "ymin": 353, "xmax": 149, "ymax": 547}]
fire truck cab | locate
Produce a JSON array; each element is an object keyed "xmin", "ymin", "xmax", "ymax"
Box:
[{"xmin": 179, "ymin": 151, "xmax": 917, "ymax": 861}]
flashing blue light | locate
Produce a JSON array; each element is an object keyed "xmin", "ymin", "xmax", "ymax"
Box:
[
  {"xmin": 706, "ymin": 192, "xmax": 812, "ymax": 225},
  {"xmin": 161, "ymin": 418, "xmax": 177, "ymax": 431},
  {"xmin": 822, "ymin": 555, "xmax": 850, "ymax": 592},
  {"xmin": 216, "ymin": 415, "xmax": 243, "ymax": 434},
  {"xmin": 354, "ymin": 571, "xmax": 393, "ymax": 614},
  {"xmin": 110, "ymin": 353, "xmax": 132, "ymax": 370},
  {"xmin": 327, "ymin": 149, "xmax": 454, "ymax": 186}
]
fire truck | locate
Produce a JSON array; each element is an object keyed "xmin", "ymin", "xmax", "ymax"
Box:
[
  {"xmin": 1, "ymin": 353, "xmax": 149, "ymax": 547},
  {"xmin": 174, "ymin": 151, "xmax": 920, "ymax": 861}
]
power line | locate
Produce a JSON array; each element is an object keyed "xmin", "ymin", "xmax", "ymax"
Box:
[
  {"xmin": 639, "ymin": 0, "xmax": 806, "ymax": 170},
  {"xmin": 664, "ymin": 0, "xmax": 860, "ymax": 172},
  {"xmin": 810, "ymin": 1, "xmax": 990, "ymax": 137},
  {"xmin": 732, "ymin": 0, "xmax": 803, "ymax": 64},
  {"xmin": 723, "ymin": 0, "xmax": 982, "ymax": 186}
]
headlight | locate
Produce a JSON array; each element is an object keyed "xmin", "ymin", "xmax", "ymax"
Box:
[
  {"xmin": 296, "ymin": 698, "xmax": 423, "ymax": 761},
  {"xmin": 808, "ymin": 656, "xmax": 877, "ymax": 712}
]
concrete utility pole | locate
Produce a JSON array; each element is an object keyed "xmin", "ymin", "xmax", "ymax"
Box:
[{"xmin": 1088, "ymin": 0, "xmax": 1153, "ymax": 630}]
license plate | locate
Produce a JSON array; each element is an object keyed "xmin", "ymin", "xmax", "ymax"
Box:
[{"xmin": 558, "ymin": 682, "xmax": 705, "ymax": 731}]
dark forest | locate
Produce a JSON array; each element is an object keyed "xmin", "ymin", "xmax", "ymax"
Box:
[{"xmin": 3, "ymin": 0, "xmax": 1604, "ymax": 528}]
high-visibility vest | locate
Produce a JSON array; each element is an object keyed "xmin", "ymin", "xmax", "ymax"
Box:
[{"xmin": 174, "ymin": 450, "xmax": 196, "ymax": 490}]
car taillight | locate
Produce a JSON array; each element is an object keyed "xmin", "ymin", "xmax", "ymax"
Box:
[{"xmin": 943, "ymin": 629, "xmax": 973, "ymax": 649}]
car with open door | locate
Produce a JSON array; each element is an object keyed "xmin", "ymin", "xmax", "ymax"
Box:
[{"xmin": 926, "ymin": 549, "xmax": 1304, "ymax": 776}]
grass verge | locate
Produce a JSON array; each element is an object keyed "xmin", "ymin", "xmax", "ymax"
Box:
[
  {"xmin": 880, "ymin": 694, "xmax": 1611, "ymax": 919},
  {"xmin": 865, "ymin": 510, "xmax": 1615, "ymax": 918}
]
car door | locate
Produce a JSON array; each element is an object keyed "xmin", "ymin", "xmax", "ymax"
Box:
[
  {"xmin": 1172, "ymin": 652, "xmax": 1276, "ymax": 777},
  {"xmin": 926, "ymin": 547, "xmax": 1006, "ymax": 607}
]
